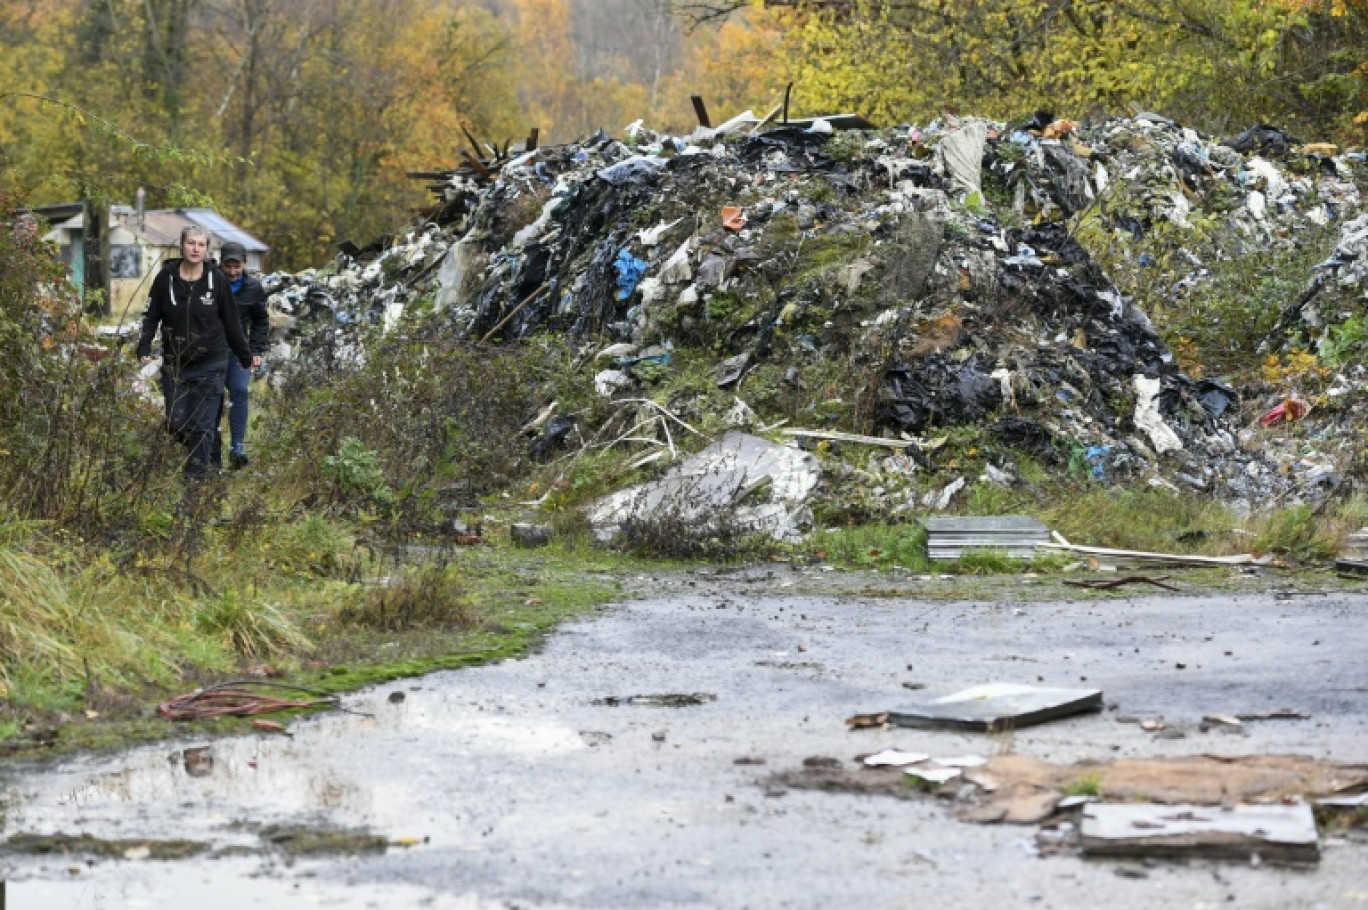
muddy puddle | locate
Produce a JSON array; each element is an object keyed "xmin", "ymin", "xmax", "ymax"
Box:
[{"xmin": 2, "ymin": 590, "xmax": 1366, "ymax": 908}]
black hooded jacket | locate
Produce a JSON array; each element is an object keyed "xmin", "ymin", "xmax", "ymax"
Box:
[
  {"xmin": 137, "ymin": 258, "xmax": 253, "ymax": 370},
  {"xmin": 231, "ymin": 272, "xmax": 271, "ymax": 355}
]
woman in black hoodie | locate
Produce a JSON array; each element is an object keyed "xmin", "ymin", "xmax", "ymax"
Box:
[{"xmin": 137, "ymin": 224, "xmax": 254, "ymax": 479}]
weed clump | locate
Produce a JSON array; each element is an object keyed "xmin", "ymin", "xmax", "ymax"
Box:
[
  {"xmin": 806, "ymin": 524, "xmax": 930, "ymax": 571},
  {"xmin": 339, "ymin": 562, "xmax": 478, "ymax": 631},
  {"xmin": 1254, "ymin": 504, "xmax": 1339, "ymax": 562},
  {"xmin": 194, "ymin": 590, "xmax": 312, "ymax": 660},
  {"xmin": 322, "ymin": 437, "xmax": 395, "ymax": 512},
  {"xmin": 612, "ymin": 500, "xmax": 778, "ymax": 562}
]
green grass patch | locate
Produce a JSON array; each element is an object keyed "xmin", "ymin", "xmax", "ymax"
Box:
[
  {"xmin": 1062, "ymin": 773, "xmax": 1103, "ymax": 798},
  {"xmin": 806, "ymin": 523, "xmax": 931, "ymax": 571},
  {"xmin": 0, "ymin": 514, "xmax": 625, "ymax": 759}
]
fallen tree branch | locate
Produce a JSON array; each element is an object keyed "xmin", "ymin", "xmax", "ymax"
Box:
[
  {"xmin": 1062, "ymin": 575, "xmax": 1180, "ymax": 592},
  {"xmin": 613, "ymin": 398, "xmax": 711, "ymax": 441}
]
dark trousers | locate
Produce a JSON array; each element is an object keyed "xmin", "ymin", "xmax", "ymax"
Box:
[
  {"xmin": 162, "ymin": 357, "xmax": 229, "ymax": 478},
  {"xmin": 212, "ymin": 358, "xmax": 252, "ymax": 462}
]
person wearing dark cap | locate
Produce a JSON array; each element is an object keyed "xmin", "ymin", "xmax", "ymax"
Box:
[
  {"xmin": 215, "ymin": 241, "xmax": 268, "ymax": 469},
  {"xmin": 136, "ymin": 225, "xmax": 254, "ymax": 479}
]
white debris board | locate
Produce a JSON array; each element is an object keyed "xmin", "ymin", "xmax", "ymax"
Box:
[
  {"xmin": 1080, "ymin": 803, "xmax": 1319, "ymax": 864},
  {"xmin": 888, "ymin": 683, "xmax": 1102, "ymax": 732}
]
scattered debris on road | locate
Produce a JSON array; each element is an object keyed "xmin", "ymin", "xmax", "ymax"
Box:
[
  {"xmin": 1235, "ymin": 707, "xmax": 1312, "ymax": 722},
  {"xmin": 768, "ymin": 748, "xmax": 1366, "ymax": 865},
  {"xmin": 3, "ymin": 833, "xmax": 208, "ymax": 861},
  {"xmin": 886, "ymin": 683, "xmax": 1103, "ymax": 731},
  {"xmin": 181, "ymin": 746, "xmax": 213, "ymax": 777},
  {"xmin": 1078, "ymin": 803, "xmax": 1319, "ymax": 865},
  {"xmin": 593, "ymin": 692, "xmax": 717, "ymax": 708}
]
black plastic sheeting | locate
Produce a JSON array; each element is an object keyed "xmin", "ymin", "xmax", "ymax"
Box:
[
  {"xmin": 530, "ymin": 414, "xmax": 576, "ymax": 461},
  {"xmin": 1222, "ymin": 124, "xmax": 1302, "ymax": 158},
  {"xmin": 878, "ymin": 355, "xmax": 1002, "ymax": 431},
  {"xmin": 991, "ymin": 417, "xmax": 1063, "ymax": 463},
  {"xmin": 874, "ymin": 218, "xmax": 1233, "ymax": 445}
]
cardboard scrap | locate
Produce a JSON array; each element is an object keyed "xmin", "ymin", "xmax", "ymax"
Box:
[{"xmin": 957, "ymin": 753, "xmax": 1368, "ymax": 825}]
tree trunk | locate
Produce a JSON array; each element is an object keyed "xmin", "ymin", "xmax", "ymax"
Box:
[{"xmin": 83, "ymin": 197, "xmax": 111, "ymax": 317}]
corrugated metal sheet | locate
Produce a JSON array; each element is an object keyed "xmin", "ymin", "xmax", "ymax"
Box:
[
  {"xmin": 181, "ymin": 208, "xmax": 269, "ymax": 252},
  {"xmin": 924, "ymin": 515, "xmax": 1050, "ymax": 560}
]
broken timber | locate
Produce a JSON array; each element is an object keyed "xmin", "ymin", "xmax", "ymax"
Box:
[
  {"xmin": 690, "ymin": 95, "xmax": 711, "ymax": 129},
  {"xmin": 780, "ymin": 428, "xmax": 922, "ymax": 449}
]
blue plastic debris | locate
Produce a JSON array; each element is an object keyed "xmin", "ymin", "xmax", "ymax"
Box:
[
  {"xmin": 1086, "ymin": 445, "xmax": 1111, "ymax": 482},
  {"xmin": 615, "ymin": 248, "xmax": 647, "ymax": 301}
]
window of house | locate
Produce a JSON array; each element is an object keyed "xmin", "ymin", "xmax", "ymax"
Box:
[{"xmin": 110, "ymin": 245, "xmax": 141, "ymax": 278}]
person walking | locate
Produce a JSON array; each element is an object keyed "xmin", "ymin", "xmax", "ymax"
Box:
[
  {"xmin": 136, "ymin": 225, "xmax": 255, "ymax": 480},
  {"xmin": 214, "ymin": 241, "xmax": 269, "ymax": 469}
]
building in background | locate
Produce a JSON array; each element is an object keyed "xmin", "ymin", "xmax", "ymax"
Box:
[{"xmin": 33, "ymin": 200, "xmax": 269, "ymax": 317}]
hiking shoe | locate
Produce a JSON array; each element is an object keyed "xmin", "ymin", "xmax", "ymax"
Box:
[{"xmin": 229, "ymin": 449, "xmax": 250, "ymax": 470}]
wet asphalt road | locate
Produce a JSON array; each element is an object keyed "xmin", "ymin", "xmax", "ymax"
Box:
[{"xmin": 3, "ymin": 576, "xmax": 1367, "ymax": 909}]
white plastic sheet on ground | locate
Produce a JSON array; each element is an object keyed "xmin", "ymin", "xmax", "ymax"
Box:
[{"xmin": 588, "ymin": 431, "xmax": 820, "ymax": 542}]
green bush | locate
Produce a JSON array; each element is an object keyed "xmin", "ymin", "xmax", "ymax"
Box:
[
  {"xmin": 270, "ymin": 332, "xmax": 569, "ymax": 531},
  {"xmin": 0, "ymin": 189, "xmax": 173, "ymax": 535},
  {"xmin": 1321, "ymin": 314, "xmax": 1368, "ymax": 368},
  {"xmin": 322, "ymin": 438, "xmax": 394, "ymax": 509}
]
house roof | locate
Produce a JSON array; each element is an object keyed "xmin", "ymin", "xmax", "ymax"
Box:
[
  {"xmin": 179, "ymin": 208, "xmax": 268, "ymax": 252},
  {"xmin": 36, "ymin": 203, "xmax": 269, "ymax": 253}
]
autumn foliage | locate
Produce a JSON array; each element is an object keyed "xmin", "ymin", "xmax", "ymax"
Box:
[{"xmin": 2, "ymin": 0, "xmax": 1367, "ymax": 270}]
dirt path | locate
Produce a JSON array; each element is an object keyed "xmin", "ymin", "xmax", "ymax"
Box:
[{"xmin": 4, "ymin": 579, "xmax": 1366, "ymax": 908}]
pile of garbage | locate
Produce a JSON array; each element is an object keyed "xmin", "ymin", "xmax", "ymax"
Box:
[{"xmin": 264, "ymin": 109, "xmax": 1368, "ymax": 516}]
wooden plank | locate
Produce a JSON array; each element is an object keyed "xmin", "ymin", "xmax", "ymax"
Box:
[
  {"xmin": 780, "ymin": 428, "xmax": 918, "ymax": 449},
  {"xmin": 460, "ymin": 124, "xmax": 486, "ymax": 161},
  {"xmin": 690, "ymin": 95, "xmax": 711, "ymax": 128},
  {"xmin": 890, "ymin": 684, "xmax": 1103, "ymax": 731},
  {"xmin": 748, "ymin": 103, "xmax": 784, "ymax": 137}
]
